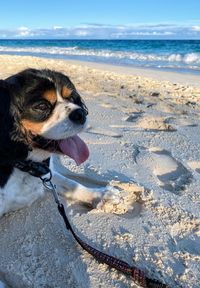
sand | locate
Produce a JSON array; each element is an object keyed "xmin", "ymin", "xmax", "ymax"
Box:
[{"xmin": 0, "ymin": 55, "xmax": 199, "ymax": 288}]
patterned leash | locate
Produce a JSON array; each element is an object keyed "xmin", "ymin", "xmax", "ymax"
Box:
[
  {"xmin": 14, "ymin": 160, "xmax": 170, "ymax": 287},
  {"xmin": 42, "ymin": 175, "xmax": 170, "ymax": 288}
]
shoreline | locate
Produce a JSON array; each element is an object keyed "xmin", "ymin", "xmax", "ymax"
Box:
[
  {"xmin": 0, "ymin": 54, "xmax": 199, "ymax": 108},
  {"xmin": 60, "ymin": 57, "xmax": 200, "ymax": 87},
  {"xmin": 0, "ymin": 53, "xmax": 200, "ymax": 87}
]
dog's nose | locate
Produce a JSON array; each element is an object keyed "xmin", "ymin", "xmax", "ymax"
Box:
[{"xmin": 69, "ymin": 108, "xmax": 86, "ymax": 125}]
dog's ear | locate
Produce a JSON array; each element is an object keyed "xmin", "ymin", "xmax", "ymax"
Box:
[{"xmin": 0, "ymin": 80, "xmax": 29, "ymax": 165}]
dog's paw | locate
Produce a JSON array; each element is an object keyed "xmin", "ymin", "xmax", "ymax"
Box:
[
  {"xmin": 94, "ymin": 181, "xmax": 144, "ymax": 215},
  {"xmin": 95, "ymin": 185, "xmax": 121, "ymax": 211}
]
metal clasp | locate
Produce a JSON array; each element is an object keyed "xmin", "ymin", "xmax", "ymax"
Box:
[{"xmin": 40, "ymin": 172, "xmax": 61, "ymax": 206}]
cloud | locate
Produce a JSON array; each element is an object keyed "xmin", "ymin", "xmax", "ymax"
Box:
[
  {"xmin": 53, "ymin": 26, "xmax": 64, "ymax": 30},
  {"xmin": 112, "ymin": 31, "xmax": 175, "ymax": 37},
  {"xmin": 16, "ymin": 26, "xmax": 33, "ymax": 37},
  {"xmin": 192, "ymin": 25, "xmax": 200, "ymax": 31},
  {"xmin": 18, "ymin": 26, "xmax": 29, "ymax": 31},
  {"xmin": 74, "ymin": 30, "xmax": 90, "ymax": 36},
  {"xmin": 0, "ymin": 23, "xmax": 200, "ymax": 39}
]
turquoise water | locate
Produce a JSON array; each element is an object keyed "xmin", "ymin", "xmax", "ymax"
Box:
[{"xmin": 1, "ymin": 39, "xmax": 200, "ymax": 74}]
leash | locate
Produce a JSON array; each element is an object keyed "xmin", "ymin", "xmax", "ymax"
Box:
[{"xmin": 14, "ymin": 160, "xmax": 170, "ymax": 288}]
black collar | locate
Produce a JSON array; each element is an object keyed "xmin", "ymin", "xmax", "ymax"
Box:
[{"xmin": 14, "ymin": 158, "xmax": 50, "ymax": 178}]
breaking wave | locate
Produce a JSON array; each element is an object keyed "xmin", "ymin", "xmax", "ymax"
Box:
[{"xmin": 0, "ymin": 45, "xmax": 200, "ymax": 71}]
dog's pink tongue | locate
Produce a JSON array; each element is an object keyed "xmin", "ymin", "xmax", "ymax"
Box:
[{"xmin": 59, "ymin": 135, "xmax": 89, "ymax": 165}]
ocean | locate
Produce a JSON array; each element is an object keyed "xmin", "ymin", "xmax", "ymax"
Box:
[{"xmin": 0, "ymin": 39, "xmax": 200, "ymax": 74}]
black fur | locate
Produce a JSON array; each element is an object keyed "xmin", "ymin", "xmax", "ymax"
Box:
[{"xmin": 0, "ymin": 80, "xmax": 29, "ymax": 187}]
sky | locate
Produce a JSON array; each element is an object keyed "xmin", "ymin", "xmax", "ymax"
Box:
[{"xmin": 0, "ymin": 0, "xmax": 200, "ymax": 39}]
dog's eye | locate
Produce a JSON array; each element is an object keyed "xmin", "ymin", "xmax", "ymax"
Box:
[{"xmin": 33, "ymin": 102, "xmax": 50, "ymax": 111}]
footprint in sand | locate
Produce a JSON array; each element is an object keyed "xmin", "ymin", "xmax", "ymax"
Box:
[
  {"xmin": 125, "ymin": 113, "xmax": 176, "ymax": 132},
  {"xmin": 86, "ymin": 127, "xmax": 122, "ymax": 138},
  {"xmin": 165, "ymin": 116, "xmax": 198, "ymax": 128},
  {"xmin": 124, "ymin": 111, "xmax": 144, "ymax": 122},
  {"xmin": 137, "ymin": 147, "xmax": 192, "ymax": 193}
]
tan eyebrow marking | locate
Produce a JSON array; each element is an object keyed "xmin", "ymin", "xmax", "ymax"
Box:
[
  {"xmin": 42, "ymin": 89, "xmax": 57, "ymax": 104},
  {"xmin": 61, "ymin": 86, "xmax": 72, "ymax": 99}
]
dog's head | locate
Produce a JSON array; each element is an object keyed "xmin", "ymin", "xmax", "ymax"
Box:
[{"xmin": 0, "ymin": 68, "xmax": 89, "ymax": 165}]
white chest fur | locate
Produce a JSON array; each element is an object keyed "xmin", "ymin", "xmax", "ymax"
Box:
[{"xmin": 0, "ymin": 168, "xmax": 45, "ymax": 217}]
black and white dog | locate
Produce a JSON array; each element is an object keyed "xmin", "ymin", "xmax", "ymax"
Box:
[{"xmin": 0, "ymin": 68, "xmax": 111, "ymax": 217}]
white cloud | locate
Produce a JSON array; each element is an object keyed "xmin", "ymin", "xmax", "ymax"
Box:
[
  {"xmin": 74, "ymin": 30, "xmax": 90, "ymax": 36},
  {"xmin": 164, "ymin": 32, "xmax": 175, "ymax": 35},
  {"xmin": 53, "ymin": 26, "xmax": 63, "ymax": 30},
  {"xmin": 0, "ymin": 23, "xmax": 200, "ymax": 39},
  {"xmin": 18, "ymin": 26, "xmax": 29, "ymax": 31},
  {"xmin": 17, "ymin": 31, "xmax": 30, "ymax": 36},
  {"xmin": 16, "ymin": 26, "xmax": 32, "ymax": 37},
  {"xmin": 114, "ymin": 31, "xmax": 175, "ymax": 36},
  {"xmin": 192, "ymin": 25, "xmax": 200, "ymax": 31}
]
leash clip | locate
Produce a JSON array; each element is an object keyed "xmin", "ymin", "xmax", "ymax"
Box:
[{"xmin": 40, "ymin": 174, "xmax": 61, "ymax": 207}]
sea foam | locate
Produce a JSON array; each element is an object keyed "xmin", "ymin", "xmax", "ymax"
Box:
[{"xmin": 0, "ymin": 45, "xmax": 200, "ymax": 71}]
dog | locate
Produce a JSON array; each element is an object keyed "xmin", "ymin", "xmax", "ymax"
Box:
[{"xmin": 0, "ymin": 68, "xmax": 114, "ymax": 217}]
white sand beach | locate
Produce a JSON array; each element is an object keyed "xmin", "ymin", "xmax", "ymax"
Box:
[{"xmin": 0, "ymin": 55, "xmax": 199, "ymax": 288}]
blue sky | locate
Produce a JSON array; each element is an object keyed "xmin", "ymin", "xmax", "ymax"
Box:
[{"xmin": 1, "ymin": 0, "xmax": 200, "ymax": 39}]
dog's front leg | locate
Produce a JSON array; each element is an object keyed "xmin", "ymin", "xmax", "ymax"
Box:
[
  {"xmin": 52, "ymin": 171, "xmax": 104, "ymax": 205},
  {"xmin": 50, "ymin": 156, "xmax": 121, "ymax": 208}
]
